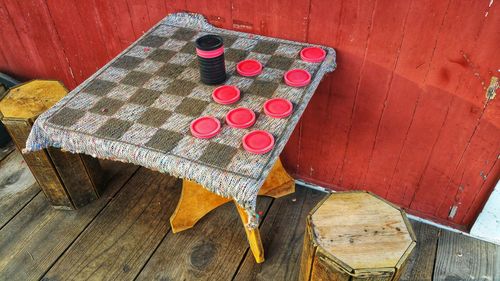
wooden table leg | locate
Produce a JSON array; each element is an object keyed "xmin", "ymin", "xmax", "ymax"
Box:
[
  {"xmin": 169, "ymin": 158, "xmax": 295, "ymax": 263},
  {"xmin": 258, "ymin": 158, "xmax": 295, "ymax": 198},
  {"xmin": 170, "ymin": 179, "xmax": 231, "ymax": 233},
  {"xmin": 235, "ymin": 203, "xmax": 265, "ymax": 263}
]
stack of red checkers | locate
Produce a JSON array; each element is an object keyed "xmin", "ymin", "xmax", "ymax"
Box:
[
  {"xmin": 212, "ymin": 85, "xmax": 240, "ymax": 105},
  {"xmin": 226, "ymin": 107, "xmax": 256, "ymax": 129},
  {"xmin": 300, "ymin": 47, "xmax": 326, "ymax": 63},
  {"xmin": 236, "ymin": 59, "xmax": 263, "ymax": 77},
  {"xmin": 284, "ymin": 69, "xmax": 311, "ymax": 87},
  {"xmin": 242, "ymin": 130, "xmax": 275, "ymax": 154},
  {"xmin": 190, "ymin": 116, "xmax": 221, "ymax": 139},
  {"xmin": 263, "ymin": 98, "xmax": 293, "ymax": 118}
]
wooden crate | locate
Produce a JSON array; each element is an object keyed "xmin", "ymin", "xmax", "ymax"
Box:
[
  {"xmin": 300, "ymin": 191, "xmax": 416, "ymax": 281},
  {"xmin": 0, "ymin": 80, "xmax": 103, "ymax": 209}
]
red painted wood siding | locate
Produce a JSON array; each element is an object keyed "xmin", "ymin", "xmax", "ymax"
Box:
[{"xmin": 0, "ymin": 0, "xmax": 498, "ymax": 230}]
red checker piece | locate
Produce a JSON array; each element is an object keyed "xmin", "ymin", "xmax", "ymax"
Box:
[
  {"xmin": 242, "ymin": 130, "xmax": 275, "ymax": 155},
  {"xmin": 300, "ymin": 47, "xmax": 326, "ymax": 63},
  {"xmin": 236, "ymin": 59, "xmax": 263, "ymax": 77},
  {"xmin": 190, "ymin": 116, "xmax": 221, "ymax": 139},
  {"xmin": 226, "ymin": 107, "xmax": 256, "ymax": 129},
  {"xmin": 284, "ymin": 69, "xmax": 311, "ymax": 87},
  {"xmin": 263, "ymin": 98, "xmax": 293, "ymax": 118},
  {"xmin": 212, "ymin": 85, "xmax": 240, "ymax": 105}
]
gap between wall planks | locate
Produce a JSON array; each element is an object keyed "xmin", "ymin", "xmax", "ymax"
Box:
[{"xmin": 0, "ymin": 0, "xmax": 498, "ymax": 230}]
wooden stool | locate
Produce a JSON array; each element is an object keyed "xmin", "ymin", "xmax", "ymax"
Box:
[
  {"xmin": 170, "ymin": 158, "xmax": 295, "ymax": 263},
  {"xmin": 0, "ymin": 80, "xmax": 103, "ymax": 209},
  {"xmin": 300, "ymin": 191, "xmax": 416, "ymax": 281}
]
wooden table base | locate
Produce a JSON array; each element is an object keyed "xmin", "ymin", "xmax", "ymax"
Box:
[{"xmin": 170, "ymin": 158, "xmax": 295, "ymax": 263}]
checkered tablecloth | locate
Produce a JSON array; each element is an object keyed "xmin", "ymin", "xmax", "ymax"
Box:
[{"xmin": 25, "ymin": 13, "xmax": 336, "ymax": 227}]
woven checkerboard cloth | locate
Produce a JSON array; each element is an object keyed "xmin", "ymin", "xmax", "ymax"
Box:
[{"xmin": 25, "ymin": 13, "xmax": 336, "ymax": 227}]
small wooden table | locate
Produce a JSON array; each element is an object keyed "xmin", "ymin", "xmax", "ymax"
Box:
[{"xmin": 23, "ymin": 13, "xmax": 336, "ymax": 263}]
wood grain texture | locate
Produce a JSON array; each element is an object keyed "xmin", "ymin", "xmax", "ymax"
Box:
[
  {"xmin": 0, "ymin": 0, "xmax": 498, "ymax": 229},
  {"xmin": 170, "ymin": 158, "xmax": 294, "ymax": 234},
  {"xmin": 300, "ymin": 191, "xmax": 417, "ymax": 281},
  {"xmin": 46, "ymin": 148, "xmax": 100, "ymax": 208},
  {"xmin": 136, "ymin": 197, "xmax": 273, "ymax": 281},
  {"xmin": 311, "ymin": 192, "xmax": 414, "ymax": 270},
  {"xmin": 3, "ymin": 119, "xmax": 72, "ymax": 208},
  {"xmin": 433, "ymin": 230, "xmax": 498, "ymax": 281},
  {"xmin": 170, "ymin": 179, "xmax": 232, "ymax": 233},
  {"xmin": 258, "ymin": 158, "xmax": 296, "ymax": 198},
  {"xmin": 0, "ymin": 150, "xmax": 39, "ymax": 229},
  {"xmin": 400, "ymin": 220, "xmax": 440, "ymax": 281},
  {"xmin": 0, "ymin": 142, "xmax": 14, "ymax": 162},
  {"xmin": 0, "ymin": 80, "xmax": 67, "ymax": 120},
  {"xmin": 234, "ymin": 186, "xmax": 325, "ymax": 281},
  {"xmin": 0, "ymin": 161, "xmax": 137, "ymax": 281},
  {"xmin": 236, "ymin": 203, "xmax": 265, "ymax": 263},
  {"xmin": 43, "ymin": 168, "xmax": 178, "ymax": 280}
]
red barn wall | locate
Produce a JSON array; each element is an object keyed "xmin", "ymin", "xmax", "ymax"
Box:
[{"xmin": 0, "ymin": 0, "xmax": 498, "ymax": 230}]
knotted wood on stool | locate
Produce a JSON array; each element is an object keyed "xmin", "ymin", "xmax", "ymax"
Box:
[
  {"xmin": 300, "ymin": 191, "xmax": 416, "ymax": 281},
  {"xmin": 170, "ymin": 158, "xmax": 295, "ymax": 263}
]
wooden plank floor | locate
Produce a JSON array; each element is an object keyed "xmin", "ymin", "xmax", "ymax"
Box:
[{"xmin": 0, "ymin": 146, "xmax": 498, "ymax": 281}]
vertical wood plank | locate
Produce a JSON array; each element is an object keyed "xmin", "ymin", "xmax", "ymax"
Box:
[
  {"xmin": 165, "ymin": 0, "xmax": 188, "ymax": 14},
  {"xmin": 146, "ymin": 0, "xmax": 167, "ymax": 25},
  {"xmin": 109, "ymin": 0, "xmax": 138, "ymax": 44},
  {"xmin": 0, "ymin": 1, "xmax": 42, "ymax": 80},
  {"xmin": 3, "ymin": 0, "xmax": 76, "ymax": 88},
  {"xmin": 388, "ymin": 0, "xmax": 489, "ymax": 210},
  {"xmin": 231, "ymin": 0, "xmax": 310, "ymax": 41},
  {"xmin": 432, "ymin": 6, "xmax": 500, "ymax": 226},
  {"xmin": 185, "ymin": 0, "xmax": 232, "ymax": 29},
  {"xmin": 46, "ymin": 149, "xmax": 100, "ymax": 208},
  {"xmin": 362, "ymin": 0, "xmax": 451, "ymax": 197},
  {"xmin": 3, "ymin": 119, "xmax": 72, "ymax": 208},
  {"xmin": 127, "ymin": 0, "xmax": 152, "ymax": 37},
  {"xmin": 461, "ymin": 160, "xmax": 499, "ymax": 228},
  {"xmin": 0, "ymin": 2, "xmax": 33, "ymax": 79},
  {"xmin": 336, "ymin": 0, "xmax": 413, "ymax": 191},
  {"xmin": 298, "ymin": 0, "xmax": 377, "ymax": 186},
  {"xmin": 93, "ymin": 0, "xmax": 130, "ymax": 53},
  {"xmin": 45, "ymin": 0, "xmax": 109, "ymax": 84}
]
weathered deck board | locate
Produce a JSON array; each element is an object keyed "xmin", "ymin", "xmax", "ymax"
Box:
[
  {"xmin": 434, "ymin": 230, "xmax": 498, "ymax": 281},
  {"xmin": 0, "ymin": 142, "xmax": 14, "ymax": 162},
  {"xmin": 234, "ymin": 186, "xmax": 324, "ymax": 281},
  {"xmin": 136, "ymin": 198, "xmax": 273, "ymax": 281},
  {"xmin": 0, "ymin": 150, "xmax": 39, "ymax": 229},
  {"xmin": 0, "ymin": 148, "xmax": 498, "ymax": 280},
  {"xmin": 44, "ymin": 168, "xmax": 179, "ymax": 280},
  {"xmin": 0, "ymin": 161, "xmax": 137, "ymax": 281},
  {"xmin": 400, "ymin": 220, "xmax": 440, "ymax": 281}
]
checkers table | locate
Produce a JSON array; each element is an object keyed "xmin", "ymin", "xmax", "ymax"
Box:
[{"xmin": 25, "ymin": 13, "xmax": 336, "ymax": 263}]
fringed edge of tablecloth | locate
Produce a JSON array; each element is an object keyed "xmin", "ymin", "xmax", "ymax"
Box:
[{"xmin": 24, "ymin": 12, "xmax": 337, "ymax": 229}]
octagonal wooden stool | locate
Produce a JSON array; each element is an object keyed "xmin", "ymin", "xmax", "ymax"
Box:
[
  {"xmin": 300, "ymin": 191, "xmax": 416, "ymax": 281},
  {"xmin": 0, "ymin": 80, "xmax": 103, "ymax": 209}
]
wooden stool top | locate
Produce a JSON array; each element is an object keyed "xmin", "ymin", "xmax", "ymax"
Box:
[
  {"xmin": 310, "ymin": 191, "xmax": 416, "ymax": 272},
  {"xmin": 0, "ymin": 80, "xmax": 67, "ymax": 120}
]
